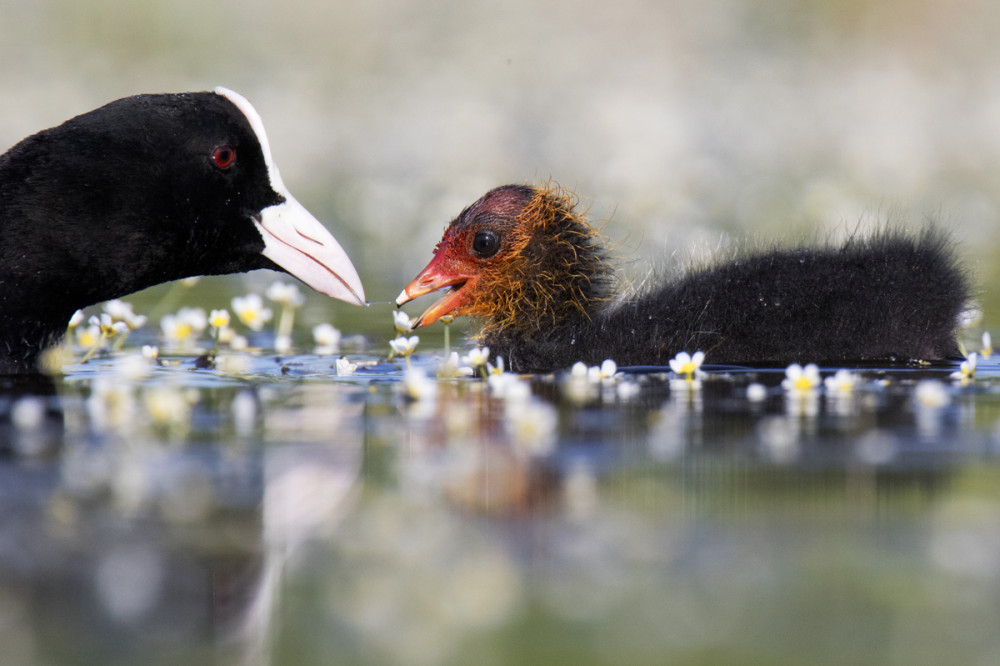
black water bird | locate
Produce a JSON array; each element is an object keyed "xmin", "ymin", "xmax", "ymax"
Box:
[
  {"xmin": 397, "ymin": 183, "xmax": 970, "ymax": 373},
  {"xmin": 0, "ymin": 87, "xmax": 365, "ymax": 373}
]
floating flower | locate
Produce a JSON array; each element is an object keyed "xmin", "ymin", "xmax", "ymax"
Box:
[
  {"xmin": 950, "ymin": 352, "xmax": 977, "ymax": 386},
  {"xmin": 208, "ymin": 308, "xmax": 231, "ymax": 352},
  {"xmin": 79, "ymin": 314, "xmax": 129, "ymax": 362},
  {"xmin": 487, "ymin": 356, "xmax": 506, "ymax": 376},
  {"xmin": 209, "ymin": 309, "xmax": 231, "ymax": 330},
  {"xmin": 231, "ymin": 294, "xmax": 273, "ymax": 331},
  {"xmin": 90, "ymin": 313, "xmax": 129, "ymax": 338},
  {"xmin": 160, "ymin": 308, "xmax": 207, "ymax": 351},
  {"xmin": 103, "ymin": 299, "xmax": 147, "ymax": 330},
  {"xmin": 463, "ymin": 346, "xmax": 490, "ymax": 368},
  {"xmin": 215, "ymin": 352, "xmax": 251, "ymax": 375},
  {"xmin": 393, "ymin": 310, "xmax": 414, "ymax": 333},
  {"xmin": 313, "ymin": 323, "xmax": 342, "ymax": 354},
  {"xmin": 76, "ymin": 324, "xmax": 101, "ymax": 348},
  {"xmin": 336, "ymin": 357, "xmax": 358, "ymax": 376},
  {"xmin": 141, "ymin": 345, "xmax": 159, "ymax": 360},
  {"xmin": 437, "ymin": 351, "xmax": 472, "ymax": 379},
  {"xmin": 564, "ymin": 362, "xmax": 596, "ymax": 403},
  {"xmin": 488, "ymin": 371, "xmax": 531, "ymax": 402},
  {"xmin": 390, "ymin": 335, "xmax": 420, "ymax": 356},
  {"xmin": 669, "ymin": 351, "xmax": 705, "ymax": 382},
  {"xmin": 824, "ymin": 369, "xmax": 859, "ymax": 394},
  {"xmin": 68, "ymin": 310, "xmax": 85, "ymax": 328},
  {"xmin": 981, "ymin": 332, "xmax": 993, "ymax": 358},
  {"xmin": 587, "ymin": 359, "xmax": 618, "ymax": 382},
  {"xmin": 782, "ymin": 363, "xmax": 821, "ymax": 393}
]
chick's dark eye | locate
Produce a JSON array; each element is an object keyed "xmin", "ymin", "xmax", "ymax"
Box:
[
  {"xmin": 472, "ymin": 230, "xmax": 499, "ymax": 257},
  {"xmin": 211, "ymin": 145, "xmax": 236, "ymax": 170}
]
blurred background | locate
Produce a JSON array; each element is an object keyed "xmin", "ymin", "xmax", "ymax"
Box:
[
  {"xmin": 2, "ymin": 0, "xmax": 999, "ymax": 336},
  {"xmin": 6, "ymin": 4, "xmax": 1000, "ymax": 664}
]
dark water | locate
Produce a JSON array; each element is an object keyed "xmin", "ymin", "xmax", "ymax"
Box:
[{"xmin": 3, "ymin": 335, "xmax": 1000, "ymax": 666}]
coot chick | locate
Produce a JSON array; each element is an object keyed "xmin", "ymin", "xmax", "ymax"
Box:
[
  {"xmin": 0, "ymin": 88, "xmax": 365, "ymax": 373},
  {"xmin": 397, "ymin": 183, "xmax": 970, "ymax": 373}
]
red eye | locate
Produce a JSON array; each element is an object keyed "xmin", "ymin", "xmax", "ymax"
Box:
[{"xmin": 211, "ymin": 145, "xmax": 236, "ymax": 169}]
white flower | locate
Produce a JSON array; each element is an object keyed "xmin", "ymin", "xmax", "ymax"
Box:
[
  {"xmin": 488, "ymin": 371, "xmax": 531, "ymax": 402},
  {"xmin": 313, "ymin": 323, "xmax": 342, "ymax": 354},
  {"xmin": 781, "ymin": 363, "xmax": 821, "ymax": 392},
  {"xmin": 160, "ymin": 308, "xmax": 207, "ymax": 349},
  {"xmin": 982, "ymin": 331, "xmax": 993, "ymax": 357},
  {"xmin": 390, "ymin": 335, "xmax": 419, "ymax": 356},
  {"xmin": 76, "ymin": 325, "xmax": 101, "ymax": 348},
  {"xmin": 103, "ymin": 300, "xmax": 147, "ymax": 330},
  {"xmin": 393, "ymin": 310, "xmax": 414, "ymax": 333},
  {"xmin": 570, "ymin": 361, "xmax": 589, "ymax": 377},
  {"xmin": 336, "ymin": 357, "xmax": 358, "ymax": 376},
  {"xmin": 587, "ymin": 359, "xmax": 618, "ymax": 382},
  {"xmin": 265, "ymin": 281, "xmax": 305, "ymax": 307},
  {"xmin": 231, "ymin": 294, "xmax": 273, "ymax": 331},
  {"xmin": 669, "ymin": 351, "xmax": 705, "ymax": 380},
  {"xmin": 950, "ymin": 352, "xmax": 977, "ymax": 385},
  {"xmin": 824, "ymin": 369, "xmax": 859, "ymax": 393},
  {"xmin": 216, "ymin": 353, "xmax": 251, "ymax": 375},
  {"xmin": 487, "ymin": 356, "xmax": 506, "ymax": 376},
  {"xmin": 437, "ymin": 351, "xmax": 472, "ymax": 378},
  {"xmin": 141, "ymin": 345, "xmax": 159, "ymax": 360},
  {"xmin": 68, "ymin": 310, "xmax": 85, "ymax": 328},
  {"xmin": 209, "ymin": 309, "xmax": 231, "ymax": 330},
  {"xmin": 463, "ymin": 346, "xmax": 490, "ymax": 367}
]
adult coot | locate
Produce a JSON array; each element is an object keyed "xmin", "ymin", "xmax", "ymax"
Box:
[{"xmin": 0, "ymin": 87, "xmax": 364, "ymax": 373}]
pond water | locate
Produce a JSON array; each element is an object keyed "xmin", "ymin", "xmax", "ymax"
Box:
[{"xmin": 2, "ymin": 308, "xmax": 1000, "ymax": 666}]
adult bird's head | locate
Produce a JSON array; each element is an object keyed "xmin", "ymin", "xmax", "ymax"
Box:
[
  {"xmin": 396, "ymin": 183, "xmax": 611, "ymax": 336},
  {"xmin": 0, "ymin": 88, "xmax": 365, "ymax": 372}
]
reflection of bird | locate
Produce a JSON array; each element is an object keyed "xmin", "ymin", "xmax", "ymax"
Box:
[
  {"xmin": 0, "ymin": 88, "xmax": 365, "ymax": 373},
  {"xmin": 397, "ymin": 183, "xmax": 970, "ymax": 373}
]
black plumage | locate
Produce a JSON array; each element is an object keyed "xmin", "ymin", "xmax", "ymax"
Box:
[
  {"xmin": 0, "ymin": 88, "xmax": 364, "ymax": 373},
  {"xmin": 397, "ymin": 184, "xmax": 970, "ymax": 373}
]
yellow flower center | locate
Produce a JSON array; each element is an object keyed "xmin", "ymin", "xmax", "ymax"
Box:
[
  {"xmin": 174, "ymin": 323, "xmax": 193, "ymax": 340},
  {"xmin": 794, "ymin": 376, "xmax": 814, "ymax": 391}
]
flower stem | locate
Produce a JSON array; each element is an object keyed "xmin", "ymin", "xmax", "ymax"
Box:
[{"xmin": 80, "ymin": 332, "xmax": 109, "ymax": 364}]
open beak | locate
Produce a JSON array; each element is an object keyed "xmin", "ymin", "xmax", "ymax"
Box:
[
  {"xmin": 396, "ymin": 252, "xmax": 476, "ymax": 328},
  {"xmin": 255, "ymin": 193, "xmax": 366, "ymax": 306}
]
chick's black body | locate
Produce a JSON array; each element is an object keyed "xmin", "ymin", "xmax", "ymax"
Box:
[
  {"xmin": 490, "ymin": 229, "xmax": 967, "ymax": 372},
  {"xmin": 401, "ymin": 185, "xmax": 970, "ymax": 374}
]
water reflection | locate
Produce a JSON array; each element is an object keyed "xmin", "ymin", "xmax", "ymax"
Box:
[{"xmin": 2, "ymin": 354, "xmax": 1000, "ymax": 664}]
